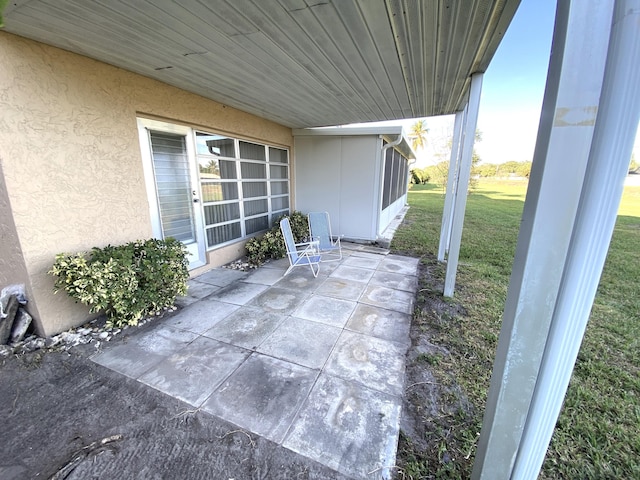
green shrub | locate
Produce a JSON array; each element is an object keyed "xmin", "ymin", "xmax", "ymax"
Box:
[
  {"xmin": 49, "ymin": 238, "xmax": 189, "ymax": 328},
  {"xmin": 245, "ymin": 211, "xmax": 309, "ymax": 265}
]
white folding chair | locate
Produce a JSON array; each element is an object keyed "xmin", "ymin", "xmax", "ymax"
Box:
[
  {"xmin": 280, "ymin": 217, "xmax": 321, "ymax": 277},
  {"xmin": 308, "ymin": 211, "xmax": 343, "ymax": 262}
]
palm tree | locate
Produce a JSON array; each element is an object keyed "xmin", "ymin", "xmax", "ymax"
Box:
[{"xmin": 409, "ymin": 119, "xmax": 429, "ymax": 152}]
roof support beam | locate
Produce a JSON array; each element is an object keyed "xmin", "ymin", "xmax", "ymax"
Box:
[
  {"xmin": 511, "ymin": 1, "xmax": 640, "ymax": 477},
  {"xmin": 471, "ymin": 0, "xmax": 635, "ymax": 478},
  {"xmin": 444, "ymin": 74, "xmax": 483, "ymax": 297},
  {"xmin": 438, "ymin": 108, "xmax": 466, "ymax": 262}
]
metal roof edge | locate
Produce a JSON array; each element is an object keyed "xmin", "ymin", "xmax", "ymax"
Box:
[
  {"xmin": 292, "ymin": 126, "xmax": 405, "ymax": 137},
  {"xmin": 293, "ymin": 126, "xmax": 415, "ymax": 159}
]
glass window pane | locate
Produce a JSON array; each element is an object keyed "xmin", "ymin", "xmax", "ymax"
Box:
[
  {"xmin": 220, "ymin": 160, "xmax": 237, "ymax": 179},
  {"xmin": 269, "ymin": 147, "xmax": 288, "ymax": 164},
  {"xmin": 242, "ymin": 181, "xmax": 267, "ymax": 198},
  {"xmin": 201, "ymin": 182, "xmax": 238, "ymax": 202},
  {"xmin": 245, "ymin": 216, "xmax": 269, "ymax": 235},
  {"xmin": 271, "ymin": 196, "xmax": 289, "ymax": 211},
  {"xmin": 198, "ymin": 158, "xmax": 237, "ymax": 180},
  {"xmin": 241, "ymin": 162, "xmax": 266, "ymax": 179},
  {"xmin": 239, "ymin": 141, "xmax": 266, "ymax": 161},
  {"xmin": 196, "ymin": 132, "xmax": 236, "ymax": 157},
  {"xmin": 271, "ymin": 211, "xmax": 289, "ymax": 227},
  {"xmin": 244, "ymin": 199, "xmax": 268, "ymax": 216},
  {"xmin": 269, "ymin": 165, "xmax": 288, "ymax": 179},
  {"xmin": 204, "ymin": 203, "xmax": 240, "ymax": 225},
  {"xmin": 198, "ymin": 157, "xmax": 221, "ymax": 179},
  {"xmin": 206, "ymin": 222, "xmax": 241, "ymax": 247},
  {"xmin": 270, "ymin": 181, "xmax": 289, "ymax": 195}
]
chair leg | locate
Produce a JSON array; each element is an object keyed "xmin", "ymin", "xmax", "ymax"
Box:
[
  {"xmin": 320, "ymin": 249, "xmax": 342, "ymax": 262},
  {"xmin": 309, "ymin": 262, "xmax": 319, "ymax": 277}
]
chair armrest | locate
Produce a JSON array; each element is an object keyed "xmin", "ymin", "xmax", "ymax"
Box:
[
  {"xmin": 295, "ymin": 240, "xmax": 319, "ymax": 248},
  {"xmin": 295, "ymin": 240, "xmax": 319, "ymax": 255}
]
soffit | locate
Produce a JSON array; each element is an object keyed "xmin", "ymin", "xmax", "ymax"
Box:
[{"xmin": 2, "ymin": 0, "xmax": 520, "ymax": 128}]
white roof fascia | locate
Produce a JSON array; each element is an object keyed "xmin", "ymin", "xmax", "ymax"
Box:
[{"xmin": 293, "ymin": 126, "xmax": 415, "ymax": 159}]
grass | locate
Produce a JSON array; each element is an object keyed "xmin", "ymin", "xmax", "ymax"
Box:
[{"xmin": 392, "ymin": 178, "xmax": 640, "ymax": 479}]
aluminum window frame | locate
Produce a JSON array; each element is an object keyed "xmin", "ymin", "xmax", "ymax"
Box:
[{"xmin": 195, "ymin": 131, "xmax": 290, "ymax": 250}]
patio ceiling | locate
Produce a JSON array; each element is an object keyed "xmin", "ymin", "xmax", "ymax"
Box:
[{"xmin": 2, "ymin": 0, "xmax": 520, "ymax": 128}]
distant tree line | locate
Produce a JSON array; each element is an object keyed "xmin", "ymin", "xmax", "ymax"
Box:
[
  {"xmin": 411, "ymin": 160, "xmax": 532, "ymax": 187},
  {"xmin": 475, "ymin": 161, "xmax": 532, "ymax": 178}
]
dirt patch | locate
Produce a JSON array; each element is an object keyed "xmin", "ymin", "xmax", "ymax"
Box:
[
  {"xmin": 0, "ymin": 338, "xmax": 349, "ymax": 479},
  {"xmin": 393, "ymin": 252, "xmax": 477, "ymax": 478}
]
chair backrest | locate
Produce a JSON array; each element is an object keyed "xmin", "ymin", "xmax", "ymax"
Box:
[
  {"xmin": 308, "ymin": 211, "xmax": 333, "ymax": 250},
  {"xmin": 280, "ymin": 218, "xmax": 298, "ymax": 263}
]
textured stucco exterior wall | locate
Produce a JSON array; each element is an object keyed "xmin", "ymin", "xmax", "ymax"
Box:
[
  {"xmin": 0, "ymin": 161, "xmax": 40, "ymax": 329},
  {"xmin": 0, "ymin": 32, "xmax": 293, "ymax": 335}
]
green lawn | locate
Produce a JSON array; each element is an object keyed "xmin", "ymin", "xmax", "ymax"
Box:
[{"xmin": 392, "ymin": 179, "xmax": 640, "ymax": 479}]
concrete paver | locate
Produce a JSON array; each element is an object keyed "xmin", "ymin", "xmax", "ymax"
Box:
[
  {"xmin": 202, "ymin": 353, "xmax": 318, "ymax": 444},
  {"xmin": 346, "ymin": 303, "xmax": 412, "ymax": 345},
  {"xmin": 261, "ymin": 257, "xmax": 291, "ymax": 269},
  {"xmin": 360, "ymin": 284, "xmax": 415, "ymax": 314},
  {"xmin": 243, "ymin": 266, "xmax": 287, "ymax": 285},
  {"xmin": 330, "ymin": 265, "xmax": 375, "ymax": 283},
  {"xmin": 211, "ymin": 281, "xmax": 269, "ymax": 305},
  {"xmin": 283, "ymin": 373, "xmax": 402, "ymax": 480},
  {"xmin": 138, "ymin": 336, "xmax": 250, "ymax": 406},
  {"xmin": 276, "ymin": 269, "xmax": 326, "ymax": 292},
  {"xmin": 193, "ymin": 268, "xmax": 248, "ymax": 286},
  {"xmin": 257, "ymin": 316, "xmax": 342, "ymax": 369},
  {"xmin": 162, "ymin": 298, "xmax": 240, "ymax": 334},
  {"xmin": 378, "ymin": 255, "xmax": 420, "ymax": 276},
  {"xmin": 325, "ymin": 330, "xmax": 408, "ymax": 396},
  {"xmin": 175, "ymin": 279, "xmax": 220, "ymax": 306},
  {"xmin": 342, "ymin": 255, "xmax": 383, "ymax": 269},
  {"xmin": 315, "ymin": 277, "xmax": 367, "ymax": 301},
  {"xmin": 248, "ymin": 286, "xmax": 310, "ymax": 313},
  {"xmin": 202, "ymin": 306, "xmax": 285, "ymax": 350},
  {"xmin": 369, "ymin": 270, "xmax": 418, "ymax": 293},
  {"xmin": 293, "ymin": 295, "xmax": 357, "ymax": 328},
  {"xmin": 92, "ymin": 325, "xmax": 197, "ymax": 379}
]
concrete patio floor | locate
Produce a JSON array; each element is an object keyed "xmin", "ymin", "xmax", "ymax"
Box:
[{"xmin": 92, "ymin": 243, "xmax": 418, "ymax": 479}]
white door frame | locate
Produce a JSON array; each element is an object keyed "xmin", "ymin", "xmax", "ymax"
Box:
[{"xmin": 137, "ymin": 118, "xmax": 207, "ymax": 270}]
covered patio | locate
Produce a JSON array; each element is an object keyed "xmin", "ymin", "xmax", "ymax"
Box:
[
  {"xmin": 92, "ymin": 243, "xmax": 419, "ymax": 479},
  {"xmin": 2, "ymin": 1, "xmax": 639, "ymax": 478}
]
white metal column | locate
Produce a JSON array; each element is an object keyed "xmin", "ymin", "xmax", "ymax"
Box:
[
  {"xmin": 444, "ymin": 74, "xmax": 482, "ymax": 297},
  {"xmin": 438, "ymin": 108, "xmax": 466, "ymax": 262},
  {"xmin": 472, "ymin": 1, "xmax": 616, "ymax": 478},
  {"xmin": 512, "ymin": 1, "xmax": 640, "ymax": 477}
]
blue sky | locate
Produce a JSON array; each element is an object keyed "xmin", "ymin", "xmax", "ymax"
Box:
[{"xmin": 474, "ymin": 0, "xmax": 556, "ymax": 164}]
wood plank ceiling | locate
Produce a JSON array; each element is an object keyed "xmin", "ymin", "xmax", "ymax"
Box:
[{"xmin": 2, "ymin": 0, "xmax": 520, "ymax": 128}]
